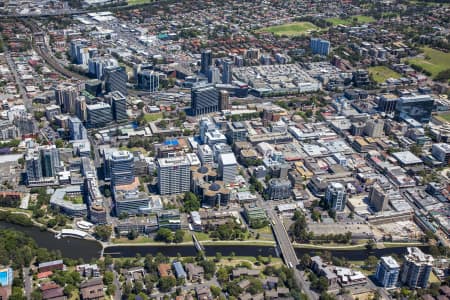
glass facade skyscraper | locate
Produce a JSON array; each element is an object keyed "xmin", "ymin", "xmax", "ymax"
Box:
[
  {"xmin": 395, "ymin": 95, "xmax": 434, "ymax": 123},
  {"xmin": 375, "ymin": 256, "xmax": 400, "ymax": 288},
  {"xmin": 310, "ymin": 38, "xmax": 331, "ymax": 56}
]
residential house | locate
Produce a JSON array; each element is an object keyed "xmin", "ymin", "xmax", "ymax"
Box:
[
  {"xmin": 80, "ymin": 278, "xmax": 105, "ymax": 300},
  {"xmin": 173, "ymin": 261, "xmax": 187, "ymax": 279},
  {"xmin": 195, "ymin": 286, "xmax": 212, "ymax": 300},
  {"xmin": 185, "ymin": 263, "xmax": 204, "ymax": 282},
  {"xmin": 158, "ymin": 264, "xmax": 174, "ymax": 278}
]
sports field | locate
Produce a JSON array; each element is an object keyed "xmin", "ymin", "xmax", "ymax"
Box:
[
  {"xmin": 368, "ymin": 66, "xmax": 402, "ymax": 83},
  {"xmin": 409, "ymin": 47, "xmax": 450, "ymax": 79},
  {"xmin": 326, "ymin": 15, "xmax": 375, "ymax": 26},
  {"xmin": 259, "ymin": 22, "xmax": 319, "ymax": 36}
]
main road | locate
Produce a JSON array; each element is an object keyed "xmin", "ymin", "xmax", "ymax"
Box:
[
  {"xmin": 258, "ymin": 198, "xmax": 318, "ymax": 300},
  {"xmin": 0, "ymin": 34, "xmax": 31, "ymax": 111}
]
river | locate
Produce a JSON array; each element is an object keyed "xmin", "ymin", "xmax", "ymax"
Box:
[
  {"xmin": 0, "ymin": 221, "xmax": 103, "ymax": 260},
  {"xmin": 0, "ymin": 221, "xmax": 429, "ymax": 261}
]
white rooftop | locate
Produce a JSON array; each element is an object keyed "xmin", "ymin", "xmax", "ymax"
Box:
[{"xmin": 219, "ymin": 152, "xmax": 237, "ymax": 165}]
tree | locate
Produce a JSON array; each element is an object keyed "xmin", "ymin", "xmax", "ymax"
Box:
[
  {"xmin": 94, "ymin": 225, "xmax": 112, "ymax": 241},
  {"xmin": 128, "ymin": 229, "xmax": 139, "ymax": 240},
  {"xmin": 312, "ymin": 276, "xmax": 329, "ymax": 292},
  {"xmin": 289, "ymin": 211, "xmax": 313, "ymax": 242},
  {"xmin": 365, "ymin": 256, "xmax": 378, "ymax": 271},
  {"xmin": 106, "ymin": 284, "xmax": 116, "ymax": 296},
  {"xmin": 158, "ymin": 276, "xmax": 176, "ymax": 292},
  {"xmin": 409, "ymin": 144, "xmax": 423, "ymax": 157},
  {"xmin": 104, "ymin": 186, "xmax": 111, "ymax": 198},
  {"xmin": 365, "ymin": 239, "xmax": 375, "ymax": 251},
  {"xmin": 154, "ymin": 228, "xmax": 174, "ymax": 243},
  {"xmin": 182, "ymin": 192, "xmax": 200, "ymax": 212},
  {"xmin": 199, "ymin": 259, "xmax": 216, "ymax": 280},
  {"xmin": 54, "ymin": 139, "xmax": 64, "ymax": 148},
  {"xmin": 30, "ymin": 290, "xmax": 42, "ymax": 300},
  {"xmin": 214, "ymin": 252, "xmax": 222, "ymax": 262},
  {"xmin": 210, "ymin": 285, "xmax": 221, "ymax": 298},
  {"xmin": 300, "ymin": 254, "xmax": 311, "ymax": 269},
  {"xmin": 103, "ymin": 271, "xmax": 114, "ymax": 285},
  {"xmin": 247, "ymin": 278, "xmax": 263, "ymax": 295},
  {"xmin": 47, "ymin": 219, "xmax": 57, "ymax": 228},
  {"xmin": 63, "ymin": 284, "xmax": 76, "ymax": 297},
  {"xmin": 174, "ymin": 230, "xmax": 185, "ymax": 243}
]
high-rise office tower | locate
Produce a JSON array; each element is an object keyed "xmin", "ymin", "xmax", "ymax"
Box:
[
  {"xmin": 199, "ymin": 118, "xmax": 216, "ymax": 144},
  {"xmin": 378, "ymin": 95, "xmax": 398, "ymax": 114},
  {"xmin": 219, "ymin": 90, "xmax": 230, "ymax": 111},
  {"xmin": 325, "ymin": 182, "xmax": 347, "ymax": 211},
  {"xmin": 432, "ymin": 143, "xmax": 450, "ymax": 166},
  {"xmin": 353, "ymin": 70, "xmax": 370, "ymax": 87},
  {"xmin": 207, "ymin": 67, "xmax": 221, "ymax": 84},
  {"xmin": 75, "ymin": 96, "xmax": 87, "ymax": 121},
  {"xmin": 157, "ymin": 155, "xmax": 191, "ymax": 195},
  {"xmin": 25, "ymin": 150, "xmax": 42, "ymax": 183},
  {"xmin": 369, "ymin": 184, "xmax": 389, "ymax": 212},
  {"xmin": 190, "ymin": 84, "xmax": 219, "ymax": 116},
  {"xmin": 200, "ymin": 49, "xmax": 212, "ymax": 75},
  {"xmin": 104, "ymin": 66, "xmax": 128, "ymax": 96},
  {"xmin": 40, "ymin": 145, "xmax": 60, "ymax": 178},
  {"xmin": 364, "ymin": 119, "xmax": 384, "ymax": 138},
  {"xmin": 110, "ymin": 150, "xmax": 135, "ymax": 187},
  {"xmin": 197, "ymin": 144, "xmax": 214, "ymax": 165},
  {"xmin": 54, "ymin": 84, "xmax": 79, "ymax": 114},
  {"xmin": 222, "ymin": 60, "xmax": 233, "ymax": 84},
  {"xmin": 400, "ymin": 247, "xmax": 433, "ymax": 288},
  {"xmin": 395, "ymin": 95, "xmax": 434, "ymax": 123},
  {"xmin": 70, "ymin": 40, "xmax": 90, "ymax": 65},
  {"xmin": 108, "ymin": 91, "xmax": 128, "ymax": 122},
  {"xmin": 88, "ymin": 57, "xmax": 118, "ymax": 80},
  {"xmin": 68, "ymin": 117, "xmax": 87, "ymax": 141},
  {"xmin": 137, "ymin": 70, "xmax": 160, "ymax": 92},
  {"xmin": 375, "ymin": 256, "xmax": 400, "ymax": 288},
  {"xmin": 86, "ymin": 102, "xmax": 113, "ymax": 128},
  {"xmin": 310, "ymin": 38, "xmax": 331, "ymax": 56},
  {"xmin": 218, "ymin": 153, "xmax": 237, "ymax": 183}
]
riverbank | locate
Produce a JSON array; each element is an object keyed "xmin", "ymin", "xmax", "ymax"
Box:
[
  {"xmin": 0, "ymin": 218, "xmax": 431, "ymax": 262},
  {"xmin": 0, "ymin": 220, "xmax": 103, "ymax": 260}
]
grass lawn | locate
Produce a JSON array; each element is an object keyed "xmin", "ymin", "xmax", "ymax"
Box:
[
  {"xmin": 408, "ymin": 47, "xmax": 450, "ymax": 78},
  {"xmin": 382, "ymin": 242, "xmax": 426, "ymax": 248},
  {"xmin": 294, "ymin": 243, "xmax": 367, "ymax": 250},
  {"xmin": 429, "ymin": 271, "xmax": 441, "ymax": 284},
  {"xmin": 182, "ymin": 230, "xmax": 192, "ymax": 243},
  {"xmin": 64, "ymin": 195, "xmax": 84, "ymax": 204},
  {"xmin": 202, "ymin": 240, "xmax": 275, "ymax": 246},
  {"xmin": 214, "ymin": 256, "xmax": 283, "ymax": 268},
  {"xmin": 193, "ymin": 232, "xmax": 210, "ymax": 241},
  {"xmin": 254, "ymin": 226, "xmax": 272, "ymax": 235},
  {"xmin": 127, "ymin": 0, "xmax": 154, "ymax": 5},
  {"xmin": 435, "ymin": 112, "xmax": 450, "ymax": 123},
  {"xmin": 143, "ymin": 112, "xmax": 163, "ymax": 122},
  {"xmin": 326, "ymin": 15, "xmax": 375, "ymax": 26},
  {"xmin": 259, "ymin": 22, "xmax": 320, "ymax": 36},
  {"xmin": 348, "ymin": 261, "xmax": 374, "ymax": 276},
  {"xmin": 112, "ymin": 236, "xmax": 154, "ymax": 244},
  {"xmin": 368, "ymin": 66, "xmax": 402, "ymax": 83},
  {"xmin": 119, "ymin": 146, "xmax": 147, "ymax": 155}
]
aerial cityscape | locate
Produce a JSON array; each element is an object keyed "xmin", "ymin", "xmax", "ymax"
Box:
[{"xmin": 0, "ymin": 0, "xmax": 449, "ymax": 299}]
